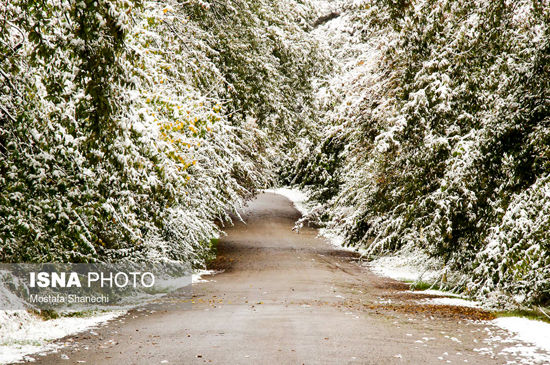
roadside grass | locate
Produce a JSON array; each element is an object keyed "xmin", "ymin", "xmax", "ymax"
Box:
[
  {"xmin": 31, "ymin": 309, "xmax": 59, "ymax": 320},
  {"xmin": 32, "ymin": 309, "xmax": 112, "ymax": 321},
  {"xmin": 407, "ymin": 280, "xmax": 441, "ymax": 291},
  {"xmin": 405, "ymin": 281, "xmax": 550, "ymax": 324},
  {"xmin": 61, "ymin": 309, "xmax": 101, "ymax": 318},
  {"xmin": 495, "ymin": 308, "xmax": 550, "ymax": 324},
  {"xmin": 0, "ymin": 338, "xmax": 45, "ymax": 347},
  {"xmin": 205, "ymin": 238, "xmax": 219, "ymax": 267},
  {"xmin": 205, "ymin": 237, "xmax": 235, "ymax": 271}
]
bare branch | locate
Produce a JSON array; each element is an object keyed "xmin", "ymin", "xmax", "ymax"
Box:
[
  {"xmin": 0, "ymin": 104, "xmax": 16, "ymax": 122},
  {"xmin": 5, "ymin": 20, "xmax": 26, "ymax": 51},
  {"xmin": 0, "ymin": 67, "xmax": 22, "ymax": 98}
]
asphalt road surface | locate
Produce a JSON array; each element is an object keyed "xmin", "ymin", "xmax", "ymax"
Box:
[{"xmin": 27, "ymin": 193, "xmax": 540, "ymax": 364}]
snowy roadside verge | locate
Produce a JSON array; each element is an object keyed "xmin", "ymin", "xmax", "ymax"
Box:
[
  {"xmin": 0, "ymin": 269, "xmax": 215, "ymax": 364},
  {"xmin": 361, "ymin": 243, "xmax": 550, "ymax": 362},
  {"xmin": 0, "ymin": 310, "xmax": 123, "ymax": 364},
  {"xmin": 492, "ymin": 317, "xmax": 550, "ymax": 354},
  {"xmin": 192, "ymin": 269, "xmax": 220, "ymax": 283},
  {"xmin": 367, "ymin": 247, "xmax": 443, "ymax": 284}
]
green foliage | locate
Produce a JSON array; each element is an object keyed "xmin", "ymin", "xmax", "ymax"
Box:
[
  {"xmin": 182, "ymin": 0, "xmax": 325, "ymax": 145},
  {"xmin": 281, "ymin": 132, "xmax": 346, "ymax": 203},
  {"xmin": 0, "ymin": 0, "xmax": 321, "ymax": 265},
  {"xmin": 495, "ymin": 309, "xmax": 550, "ymax": 324},
  {"xmin": 288, "ymin": 0, "xmax": 550, "ymax": 305}
]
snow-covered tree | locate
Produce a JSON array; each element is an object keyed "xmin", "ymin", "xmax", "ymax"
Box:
[
  {"xmin": 0, "ymin": 0, "xmax": 321, "ymax": 265},
  {"xmin": 289, "ymin": 0, "xmax": 550, "ymax": 305}
]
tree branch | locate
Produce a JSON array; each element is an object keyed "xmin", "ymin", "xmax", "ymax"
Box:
[
  {"xmin": 0, "ymin": 104, "xmax": 16, "ymax": 122},
  {"xmin": 0, "ymin": 67, "xmax": 22, "ymax": 98}
]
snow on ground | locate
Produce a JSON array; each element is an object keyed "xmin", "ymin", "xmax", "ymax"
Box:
[
  {"xmin": 0, "ymin": 268, "xmax": 207, "ymax": 364},
  {"xmin": 318, "ymin": 228, "xmax": 365, "ymax": 254},
  {"xmin": 418, "ymin": 297, "xmax": 483, "ymax": 308},
  {"xmin": 368, "ymin": 246, "xmax": 443, "ymax": 283},
  {"xmin": 0, "ymin": 310, "xmax": 123, "ymax": 364},
  {"xmin": 192, "ymin": 270, "xmax": 220, "ymax": 283},
  {"xmin": 264, "ymin": 188, "xmax": 309, "ymax": 215},
  {"xmin": 497, "ymin": 344, "xmax": 550, "ymax": 365},
  {"xmin": 493, "ymin": 317, "xmax": 550, "ymax": 353},
  {"xmin": 406, "ymin": 289, "xmax": 463, "ymax": 297},
  {"xmin": 480, "ymin": 318, "xmax": 550, "ymax": 365}
]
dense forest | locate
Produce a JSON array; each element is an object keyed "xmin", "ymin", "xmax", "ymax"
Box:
[
  {"xmin": 1, "ymin": 0, "xmax": 549, "ymax": 306},
  {"xmin": 0, "ymin": 0, "xmax": 322, "ymax": 264},
  {"xmin": 285, "ymin": 0, "xmax": 550, "ymax": 306}
]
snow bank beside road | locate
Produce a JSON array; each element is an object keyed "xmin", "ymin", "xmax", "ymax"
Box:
[
  {"xmin": 0, "ymin": 267, "xmax": 206, "ymax": 364},
  {"xmin": 493, "ymin": 317, "xmax": 550, "ymax": 353},
  {"xmin": 368, "ymin": 246, "xmax": 443, "ymax": 283},
  {"xmin": 419, "ymin": 297, "xmax": 483, "ymax": 308},
  {"xmin": 318, "ymin": 228, "xmax": 363, "ymax": 253},
  {"xmin": 192, "ymin": 270, "xmax": 220, "ymax": 283},
  {"xmin": 0, "ymin": 310, "xmax": 123, "ymax": 364}
]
